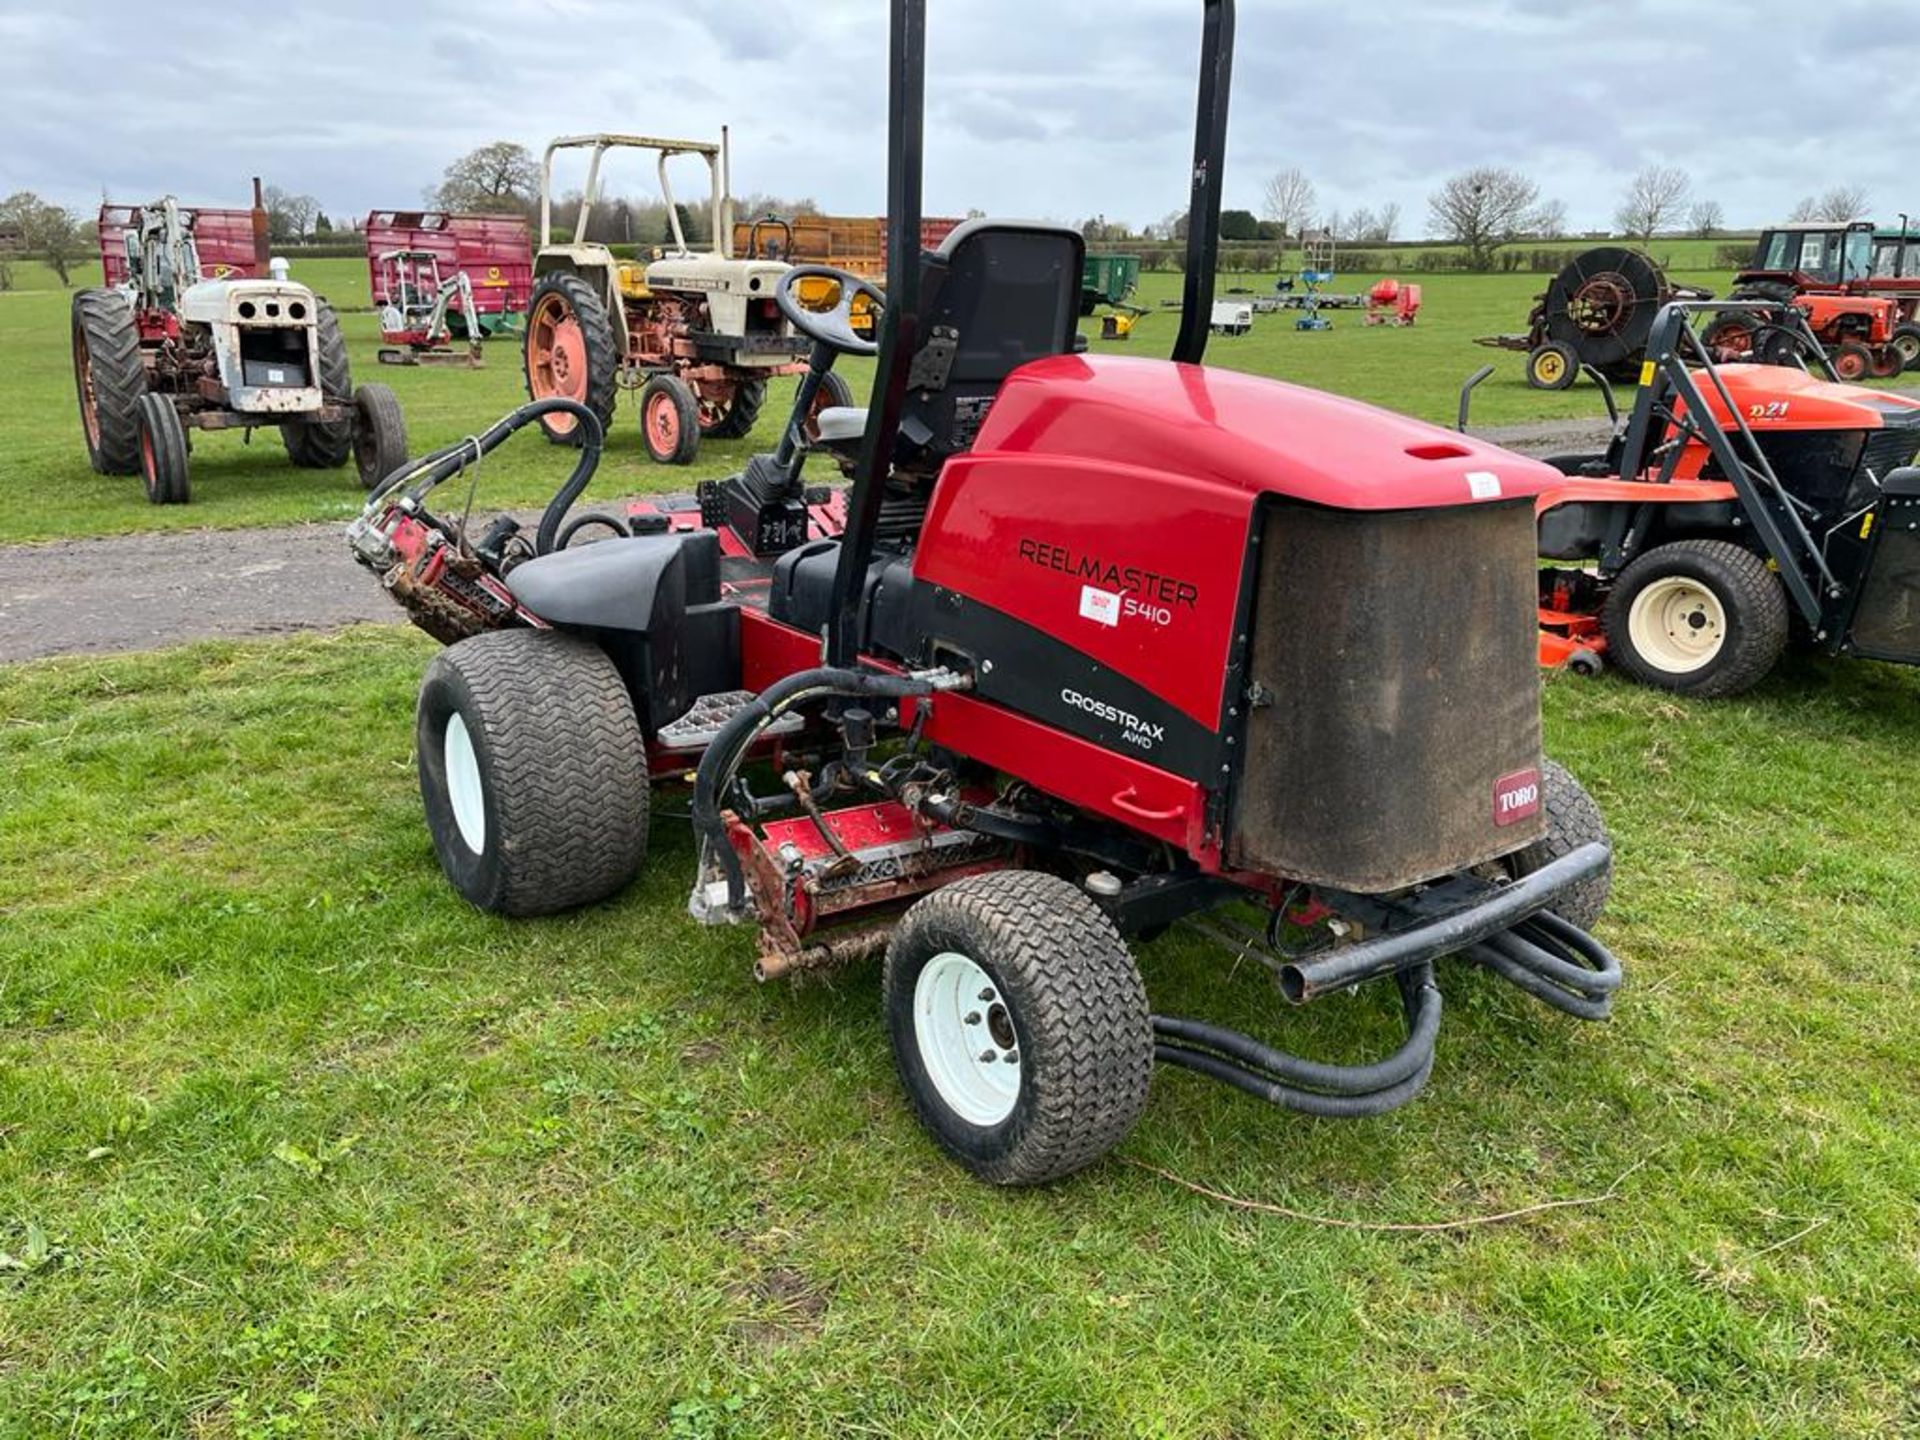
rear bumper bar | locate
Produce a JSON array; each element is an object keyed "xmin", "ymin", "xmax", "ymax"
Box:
[{"xmin": 1279, "ymin": 842, "xmax": 1614, "ymax": 1003}]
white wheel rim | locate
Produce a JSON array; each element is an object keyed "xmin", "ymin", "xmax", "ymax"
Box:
[
  {"xmin": 1628, "ymin": 576, "xmax": 1727, "ymax": 674},
  {"xmin": 913, "ymin": 951, "xmax": 1021, "ymax": 1127},
  {"xmin": 443, "ymin": 712, "xmax": 487, "ymax": 852}
]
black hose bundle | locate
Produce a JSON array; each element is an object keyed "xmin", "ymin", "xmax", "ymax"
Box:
[
  {"xmin": 367, "ymin": 398, "xmax": 604, "ymax": 557},
  {"xmin": 1466, "ymin": 910, "xmax": 1622, "ymax": 1021},
  {"xmin": 1152, "ymin": 964, "xmax": 1441, "ymax": 1118}
]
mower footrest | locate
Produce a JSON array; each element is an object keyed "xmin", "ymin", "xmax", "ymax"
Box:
[{"xmin": 657, "ymin": 690, "xmax": 805, "ymax": 753}]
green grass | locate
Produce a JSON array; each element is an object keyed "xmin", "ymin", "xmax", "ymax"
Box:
[
  {"xmin": 2, "ymin": 630, "xmax": 1918, "ymax": 1435},
  {"xmin": 12, "ymin": 245, "xmax": 1906, "ymax": 545}
]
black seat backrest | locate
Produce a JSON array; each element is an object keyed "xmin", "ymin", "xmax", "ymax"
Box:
[{"xmin": 898, "ymin": 220, "xmax": 1086, "ymax": 463}]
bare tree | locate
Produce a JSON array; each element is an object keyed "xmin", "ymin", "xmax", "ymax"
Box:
[
  {"xmin": 432, "ymin": 141, "xmax": 541, "ymax": 214},
  {"xmin": 1532, "ymin": 198, "xmax": 1569, "ymax": 239},
  {"xmin": 1689, "ymin": 199, "xmax": 1725, "ymax": 239},
  {"xmin": 1339, "ymin": 207, "xmax": 1375, "ymax": 244},
  {"xmin": 1261, "ymin": 167, "xmax": 1317, "ymax": 240},
  {"xmin": 1428, "ymin": 168, "xmax": 1548, "ymax": 269},
  {"xmin": 1788, "ymin": 195, "xmax": 1820, "ymax": 223},
  {"xmin": 1376, "ymin": 201, "xmax": 1400, "ymax": 243},
  {"xmin": 0, "ymin": 191, "xmax": 83, "ymax": 286},
  {"xmin": 262, "ymin": 186, "xmax": 319, "ymax": 244},
  {"xmin": 1817, "ymin": 184, "xmax": 1870, "ymax": 221},
  {"xmin": 1614, "ymin": 165, "xmax": 1691, "ymax": 243}
]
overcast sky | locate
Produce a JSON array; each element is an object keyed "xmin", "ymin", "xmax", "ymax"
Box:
[{"xmin": 4, "ymin": 0, "xmax": 1915, "ymax": 235}]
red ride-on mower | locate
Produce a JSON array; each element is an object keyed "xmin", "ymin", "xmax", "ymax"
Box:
[
  {"xmin": 349, "ymin": 0, "xmax": 1624, "ymax": 1186},
  {"xmin": 1500, "ymin": 300, "xmax": 1920, "ymax": 697}
]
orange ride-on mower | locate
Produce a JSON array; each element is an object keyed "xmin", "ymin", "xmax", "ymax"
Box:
[
  {"xmin": 349, "ymin": 0, "xmax": 1625, "ymax": 1187},
  {"xmin": 1518, "ymin": 300, "xmax": 1920, "ymax": 696}
]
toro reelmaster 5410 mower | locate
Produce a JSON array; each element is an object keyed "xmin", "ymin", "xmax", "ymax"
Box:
[
  {"xmin": 73, "ymin": 187, "xmax": 408, "ymax": 505},
  {"xmin": 350, "ymin": 0, "xmax": 1625, "ymax": 1186},
  {"xmin": 1519, "ymin": 300, "xmax": 1920, "ymax": 697}
]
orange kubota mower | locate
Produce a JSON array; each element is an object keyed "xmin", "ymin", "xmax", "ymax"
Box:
[{"xmin": 1474, "ymin": 300, "xmax": 1920, "ymax": 697}]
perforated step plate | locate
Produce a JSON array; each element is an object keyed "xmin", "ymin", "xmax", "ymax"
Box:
[{"xmin": 655, "ymin": 690, "xmax": 806, "ymax": 753}]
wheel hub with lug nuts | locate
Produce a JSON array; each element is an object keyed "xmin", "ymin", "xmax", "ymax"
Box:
[
  {"xmin": 914, "ymin": 952, "xmax": 1021, "ymax": 1125},
  {"xmin": 1628, "ymin": 576, "xmax": 1726, "ymax": 673}
]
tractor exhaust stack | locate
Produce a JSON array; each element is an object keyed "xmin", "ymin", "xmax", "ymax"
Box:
[{"xmin": 251, "ymin": 177, "xmax": 270, "ymax": 269}]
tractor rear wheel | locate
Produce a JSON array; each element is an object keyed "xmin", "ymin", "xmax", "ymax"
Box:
[
  {"xmin": 1527, "ymin": 341, "xmax": 1578, "ymax": 391},
  {"xmin": 1892, "ymin": 323, "xmax": 1920, "ymax": 373},
  {"xmin": 351, "ymin": 383, "xmax": 409, "ymax": 490},
  {"xmin": 524, "ymin": 272, "xmax": 620, "ymax": 446},
  {"xmin": 699, "ymin": 379, "xmax": 766, "ymax": 439},
  {"xmin": 415, "ymin": 630, "xmax": 649, "ymax": 917},
  {"xmin": 281, "ymin": 303, "xmax": 355, "ymax": 468},
  {"xmin": 72, "ymin": 289, "xmax": 147, "ymax": 476},
  {"xmin": 801, "ymin": 371, "xmax": 856, "ymax": 444},
  {"xmin": 1602, "ymin": 539, "xmax": 1788, "ymax": 698},
  {"xmin": 136, "ymin": 394, "xmax": 190, "ymax": 505},
  {"xmin": 884, "ymin": 871, "xmax": 1153, "ymax": 1186},
  {"xmin": 1501, "ymin": 760, "xmax": 1612, "ymax": 932},
  {"xmin": 1870, "ymin": 345, "xmax": 1905, "ymax": 380},
  {"xmin": 1832, "ymin": 341, "xmax": 1874, "ymax": 383},
  {"xmin": 1702, "ymin": 312, "xmax": 1764, "ymax": 361},
  {"xmin": 639, "ymin": 374, "xmax": 701, "ymax": 465}
]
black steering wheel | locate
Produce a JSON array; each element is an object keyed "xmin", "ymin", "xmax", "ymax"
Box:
[{"xmin": 775, "ymin": 265, "xmax": 886, "ymax": 357}]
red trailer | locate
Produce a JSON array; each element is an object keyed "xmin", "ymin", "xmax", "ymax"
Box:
[
  {"xmin": 363, "ymin": 210, "xmax": 533, "ymax": 337},
  {"xmin": 97, "ymin": 204, "xmax": 261, "ymax": 286}
]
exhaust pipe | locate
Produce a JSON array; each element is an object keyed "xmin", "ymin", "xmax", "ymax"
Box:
[{"xmin": 251, "ymin": 176, "xmax": 271, "ymax": 270}]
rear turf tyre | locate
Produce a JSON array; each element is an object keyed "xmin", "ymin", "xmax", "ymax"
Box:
[
  {"xmin": 884, "ymin": 871, "xmax": 1153, "ymax": 1186},
  {"xmin": 700, "ymin": 379, "xmax": 766, "ymax": 439},
  {"xmin": 1501, "ymin": 760, "xmax": 1612, "ymax": 931},
  {"xmin": 351, "ymin": 382, "xmax": 409, "ymax": 490},
  {"xmin": 525, "ymin": 271, "xmax": 620, "ymax": 446},
  {"xmin": 1892, "ymin": 322, "xmax": 1920, "ymax": 373},
  {"xmin": 415, "ymin": 630, "xmax": 649, "ymax": 917},
  {"xmin": 1527, "ymin": 341, "xmax": 1578, "ymax": 392},
  {"xmin": 639, "ymin": 374, "xmax": 701, "ymax": 465},
  {"xmin": 72, "ymin": 289, "xmax": 147, "ymax": 475},
  {"xmin": 136, "ymin": 393, "xmax": 190, "ymax": 505},
  {"xmin": 1601, "ymin": 539, "xmax": 1788, "ymax": 698},
  {"xmin": 281, "ymin": 303, "xmax": 355, "ymax": 467},
  {"xmin": 1832, "ymin": 341, "xmax": 1873, "ymax": 383}
]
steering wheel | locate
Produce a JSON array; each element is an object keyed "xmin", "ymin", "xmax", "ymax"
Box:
[{"xmin": 775, "ymin": 265, "xmax": 886, "ymax": 357}]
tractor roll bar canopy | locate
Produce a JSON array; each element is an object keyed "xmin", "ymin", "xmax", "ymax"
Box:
[
  {"xmin": 828, "ymin": 0, "xmax": 1235, "ymax": 665},
  {"xmin": 538, "ymin": 131, "xmax": 734, "ymax": 259}
]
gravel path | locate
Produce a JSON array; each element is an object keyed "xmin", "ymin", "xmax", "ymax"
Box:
[{"xmin": 0, "ymin": 421, "xmax": 1613, "ymax": 664}]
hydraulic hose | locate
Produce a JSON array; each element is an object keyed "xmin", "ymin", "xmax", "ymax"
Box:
[
  {"xmin": 1465, "ymin": 910, "xmax": 1622, "ymax": 1021},
  {"xmin": 366, "ymin": 398, "xmax": 604, "ymax": 557},
  {"xmin": 690, "ymin": 667, "xmax": 954, "ymax": 913},
  {"xmin": 1152, "ymin": 964, "xmax": 1441, "ymax": 1118}
]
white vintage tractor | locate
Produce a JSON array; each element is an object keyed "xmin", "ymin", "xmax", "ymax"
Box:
[{"xmin": 72, "ymin": 196, "xmax": 407, "ymax": 504}]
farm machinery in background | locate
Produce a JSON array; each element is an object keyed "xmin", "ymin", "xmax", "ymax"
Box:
[
  {"xmin": 75, "ymin": 179, "xmax": 406, "ymax": 505},
  {"xmin": 520, "ymin": 132, "xmax": 837, "ymax": 467},
  {"xmin": 1478, "ymin": 247, "xmax": 1713, "ymax": 391},
  {"xmin": 1703, "ymin": 219, "xmax": 1920, "ymax": 379},
  {"xmin": 365, "ymin": 209, "xmax": 533, "ymax": 368},
  {"xmin": 1460, "ymin": 300, "xmax": 1920, "ymax": 696}
]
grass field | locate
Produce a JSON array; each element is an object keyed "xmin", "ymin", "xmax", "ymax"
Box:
[
  {"xmin": 15, "ymin": 243, "xmax": 1900, "ymax": 546},
  {"xmin": 2, "ymin": 633, "xmax": 1917, "ymax": 1435},
  {"xmin": 4, "ymin": 238, "xmax": 1920, "ymax": 1434}
]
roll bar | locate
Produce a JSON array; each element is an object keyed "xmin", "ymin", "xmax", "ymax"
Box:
[
  {"xmin": 537, "ymin": 132, "xmax": 733, "ymax": 258},
  {"xmin": 829, "ymin": 0, "xmax": 1235, "ymax": 665}
]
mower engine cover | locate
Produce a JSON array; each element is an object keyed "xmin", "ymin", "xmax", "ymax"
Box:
[{"xmin": 906, "ymin": 354, "xmax": 1566, "ymax": 892}]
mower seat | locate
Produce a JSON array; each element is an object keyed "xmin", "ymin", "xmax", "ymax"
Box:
[{"xmin": 504, "ymin": 532, "xmax": 719, "ymax": 632}]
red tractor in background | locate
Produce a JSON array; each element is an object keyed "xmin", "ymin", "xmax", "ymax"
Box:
[
  {"xmin": 349, "ymin": 0, "xmax": 1627, "ymax": 1188},
  {"xmin": 1707, "ymin": 220, "xmax": 1920, "ymax": 378}
]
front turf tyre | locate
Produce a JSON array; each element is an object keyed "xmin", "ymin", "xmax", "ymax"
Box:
[
  {"xmin": 136, "ymin": 393, "xmax": 190, "ymax": 505},
  {"xmin": 1501, "ymin": 759, "xmax": 1612, "ymax": 932},
  {"xmin": 415, "ymin": 630, "xmax": 649, "ymax": 917},
  {"xmin": 884, "ymin": 871, "xmax": 1154, "ymax": 1186},
  {"xmin": 1527, "ymin": 341, "xmax": 1578, "ymax": 392},
  {"xmin": 639, "ymin": 374, "xmax": 701, "ymax": 465},
  {"xmin": 351, "ymin": 383, "xmax": 409, "ymax": 489},
  {"xmin": 1601, "ymin": 539, "xmax": 1788, "ymax": 698},
  {"xmin": 699, "ymin": 379, "xmax": 766, "ymax": 439},
  {"xmin": 281, "ymin": 302, "xmax": 355, "ymax": 467},
  {"xmin": 72, "ymin": 289, "xmax": 147, "ymax": 475},
  {"xmin": 525, "ymin": 271, "xmax": 620, "ymax": 446}
]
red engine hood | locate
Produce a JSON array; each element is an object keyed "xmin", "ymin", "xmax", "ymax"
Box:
[
  {"xmin": 1676, "ymin": 363, "xmax": 1920, "ymax": 430},
  {"xmin": 972, "ymin": 353, "xmax": 1566, "ymax": 509}
]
